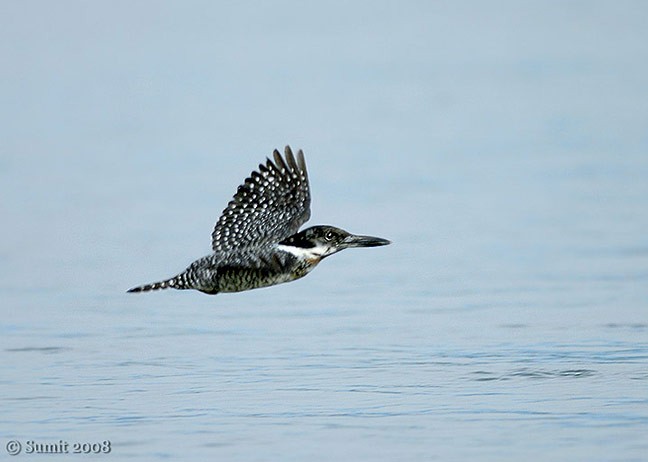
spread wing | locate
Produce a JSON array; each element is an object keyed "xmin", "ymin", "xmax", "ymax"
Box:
[{"xmin": 211, "ymin": 146, "xmax": 311, "ymax": 252}]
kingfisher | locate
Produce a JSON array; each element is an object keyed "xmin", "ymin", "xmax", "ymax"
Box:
[{"xmin": 128, "ymin": 146, "xmax": 390, "ymax": 295}]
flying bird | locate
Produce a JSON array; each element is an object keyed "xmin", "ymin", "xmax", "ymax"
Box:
[{"xmin": 128, "ymin": 146, "xmax": 390, "ymax": 295}]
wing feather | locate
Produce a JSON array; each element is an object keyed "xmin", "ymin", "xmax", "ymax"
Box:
[{"xmin": 211, "ymin": 146, "xmax": 311, "ymax": 251}]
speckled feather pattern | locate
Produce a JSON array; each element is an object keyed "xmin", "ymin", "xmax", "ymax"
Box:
[
  {"xmin": 187, "ymin": 247, "xmax": 319, "ymax": 293},
  {"xmin": 128, "ymin": 147, "xmax": 316, "ymax": 294},
  {"xmin": 128, "ymin": 147, "xmax": 388, "ymax": 295},
  {"xmin": 211, "ymin": 146, "xmax": 310, "ymax": 252}
]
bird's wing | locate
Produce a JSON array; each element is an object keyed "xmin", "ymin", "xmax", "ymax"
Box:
[{"xmin": 211, "ymin": 146, "xmax": 311, "ymax": 251}]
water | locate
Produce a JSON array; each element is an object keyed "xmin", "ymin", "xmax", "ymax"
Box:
[{"xmin": 2, "ymin": 2, "xmax": 647, "ymax": 460}]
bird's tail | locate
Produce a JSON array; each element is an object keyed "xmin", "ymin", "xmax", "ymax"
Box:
[{"xmin": 127, "ymin": 272, "xmax": 192, "ymax": 293}]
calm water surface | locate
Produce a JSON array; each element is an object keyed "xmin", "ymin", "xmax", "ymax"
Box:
[{"xmin": 2, "ymin": 2, "xmax": 647, "ymax": 461}]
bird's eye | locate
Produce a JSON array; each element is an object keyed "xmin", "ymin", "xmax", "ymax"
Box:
[{"xmin": 324, "ymin": 231, "xmax": 334, "ymax": 241}]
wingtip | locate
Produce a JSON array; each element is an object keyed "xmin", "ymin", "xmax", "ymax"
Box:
[
  {"xmin": 273, "ymin": 149, "xmax": 288, "ymax": 171},
  {"xmin": 284, "ymin": 145, "xmax": 298, "ymax": 171},
  {"xmin": 296, "ymin": 149, "xmax": 307, "ymax": 177}
]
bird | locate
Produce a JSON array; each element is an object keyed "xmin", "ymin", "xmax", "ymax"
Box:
[{"xmin": 127, "ymin": 146, "xmax": 390, "ymax": 295}]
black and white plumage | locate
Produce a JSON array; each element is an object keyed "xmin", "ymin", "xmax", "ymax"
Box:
[
  {"xmin": 128, "ymin": 146, "xmax": 390, "ymax": 295},
  {"xmin": 211, "ymin": 147, "xmax": 310, "ymax": 253}
]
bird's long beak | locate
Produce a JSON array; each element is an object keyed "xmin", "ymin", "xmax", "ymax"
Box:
[{"xmin": 343, "ymin": 234, "xmax": 391, "ymax": 248}]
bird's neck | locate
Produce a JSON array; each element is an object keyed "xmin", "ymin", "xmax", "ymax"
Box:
[{"xmin": 276, "ymin": 243, "xmax": 326, "ymax": 262}]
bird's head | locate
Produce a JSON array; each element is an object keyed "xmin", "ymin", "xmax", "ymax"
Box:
[{"xmin": 279, "ymin": 225, "xmax": 391, "ymax": 258}]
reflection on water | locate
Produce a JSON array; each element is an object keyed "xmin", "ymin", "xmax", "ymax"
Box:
[
  {"xmin": 471, "ymin": 369, "xmax": 596, "ymax": 381},
  {"xmin": 2, "ymin": 306, "xmax": 647, "ymax": 460}
]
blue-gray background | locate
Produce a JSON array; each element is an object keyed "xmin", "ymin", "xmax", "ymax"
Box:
[{"xmin": 2, "ymin": 1, "xmax": 647, "ymax": 460}]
